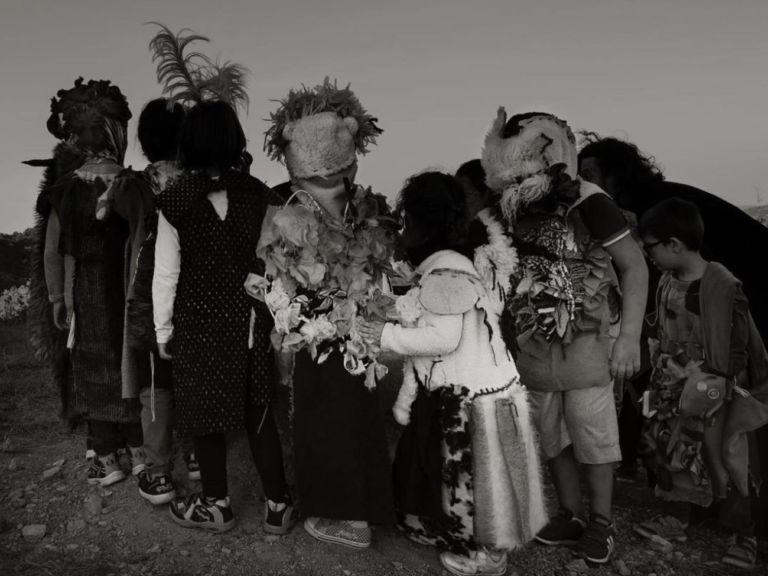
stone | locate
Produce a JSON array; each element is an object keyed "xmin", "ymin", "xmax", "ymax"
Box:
[
  {"xmin": 98, "ymin": 521, "xmax": 107, "ymax": 527},
  {"xmin": 66, "ymin": 544, "xmax": 79, "ymax": 550},
  {"xmin": 222, "ymin": 548, "xmax": 231, "ymax": 555},
  {"xmin": 21, "ymin": 524, "xmax": 46, "ymax": 542},
  {"xmin": 8, "ymin": 458, "xmax": 19, "ymax": 472},
  {"xmin": 67, "ymin": 519, "xmax": 86, "ymax": 534},
  {"xmin": 649, "ymin": 534, "xmax": 673, "ymax": 553},
  {"xmin": 42, "ymin": 466, "xmax": 61, "ymax": 481},
  {"xmin": 674, "ymin": 551, "xmax": 684, "ymax": 561},
  {"xmin": 565, "ymin": 559, "xmax": 589, "ymax": 574},
  {"xmin": 148, "ymin": 544, "xmax": 161, "ymax": 554},
  {"xmin": 52, "ymin": 459, "xmax": 65, "ymax": 468},
  {"xmin": 180, "ymin": 550, "xmax": 190, "ymax": 557},
  {"xmin": 615, "ymin": 559, "xmax": 631, "ymax": 576},
  {"xmin": 392, "ymin": 562, "xmax": 404, "ymax": 570}
]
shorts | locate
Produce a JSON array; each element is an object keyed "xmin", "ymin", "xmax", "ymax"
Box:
[{"xmin": 529, "ymin": 384, "xmax": 621, "ymax": 465}]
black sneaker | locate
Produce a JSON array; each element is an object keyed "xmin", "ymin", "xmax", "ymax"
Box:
[
  {"xmin": 138, "ymin": 471, "xmax": 176, "ymax": 505},
  {"xmin": 263, "ymin": 500, "xmax": 295, "ymax": 535},
  {"xmin": 535, "ymin": 508, "xmax": 586, "ymax": 546},
  {"xmin": 169, "ymin": 492, "xmax": 235, "ymax": 533},
  {"xmin": 87, "ymin": 453, "xmax": 126, "ymax": 487},
  {"xmin": 577, "ymin": 514, "xmax": 615, "ymax": 564}
]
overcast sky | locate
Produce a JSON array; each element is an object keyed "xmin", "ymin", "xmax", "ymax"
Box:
[{"xmin": 2, "ymin": 0, "xmax": 767, "ymax": 233}]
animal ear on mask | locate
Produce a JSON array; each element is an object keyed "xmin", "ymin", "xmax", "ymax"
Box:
[
  {"xmin": 491, "ymin": 107, "xmax": 507, "ymax": 138},
  {"xmin": 282, "ymin": 123, "xmax": 295, "ymax": 142},
  {"xmin": 342, "ymin": 116, "xmax": 359, "ymax": 136}
]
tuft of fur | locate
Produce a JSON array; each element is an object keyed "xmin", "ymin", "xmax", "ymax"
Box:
[
  {"xmin": 471, "ymin": 382, "xmax": 548, "ymax": 550},
  {"xmin": 482, "ymin": 108, "xmax": 577, "ymax": 221}
]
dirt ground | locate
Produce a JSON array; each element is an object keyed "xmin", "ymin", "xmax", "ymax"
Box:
[{"xmin": 1, "ymin": 321, "xmax": 765, "ymax": 576}]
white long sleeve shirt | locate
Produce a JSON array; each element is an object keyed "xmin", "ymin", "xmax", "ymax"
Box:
[{"xmin": 153, "ymin": 190, "xmax": 228, "ymax": 344}]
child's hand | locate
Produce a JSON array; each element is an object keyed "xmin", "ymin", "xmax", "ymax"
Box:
[{"xmin": 358, "ymin": 319, "xmax": 385, "ymax": 349}]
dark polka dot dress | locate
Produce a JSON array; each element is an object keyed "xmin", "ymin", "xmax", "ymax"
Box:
[{"xmin": 157, "ymin": 170, "xmax": 276, "ymax": 438}]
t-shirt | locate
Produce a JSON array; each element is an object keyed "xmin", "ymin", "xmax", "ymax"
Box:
[{"xmin": 577, "ymin": 193, "xmax": 630, "ymax": 247}]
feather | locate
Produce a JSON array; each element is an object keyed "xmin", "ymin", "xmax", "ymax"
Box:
[
  {"xmin": 146, "ymin": 22, "xmax": 212, "ymax": 106},
  {"xmin": 146, "ymin": 22, "xmax": 250, "ymax": 113}
]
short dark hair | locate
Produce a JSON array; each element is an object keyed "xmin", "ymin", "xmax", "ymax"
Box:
[
  {"xmin": 639, "ymin": 198, "xmax": 704, "ymax": 250},
  {"xmin": 397, "ymin": 171, "xmax": 469, "ymax": 257},
  {"xmin": 578, "ymin": 135, "xmax": 664, "ymax": 201},
  {"xmin": 138, "ymin": 98, "xmax": 185, "ymax": 163},
  {"xmin": 179, "ymin": 101, "xmax": 246, "ymax": 171}
]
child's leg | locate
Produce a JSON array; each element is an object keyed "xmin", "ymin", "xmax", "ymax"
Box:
[
  {"xmin": 139, "ymin": 386, "xmax": 173, "ymax": 474},
  {"xmin": 529, "ymin": 390, "xmax": 584, "ymax": 517},
  {"xmin": 193, "ymin": 433, "xmax": 229, "ymax": 499},
  {"xmin": 244, "ymin": 405, "xmax": 290, "ymax": 503},
  {"xmin": 701, "ymin": 409, "xmax": 729, "ymax": 500},
  {"xmin": 563, "ymin": 385, "xmax": 622, "ymax": 521},
  {"xmin": 90, "ymin": 419, "xmax": 121, "ymax": 457}
]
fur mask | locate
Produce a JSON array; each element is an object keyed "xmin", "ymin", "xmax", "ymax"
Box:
[
  {"xmin": 265, "ymin": 78, "xmax": 382, "ymax": 183},
  {"xmin": 481, "ymin": 108, "xmax": 577, "ymax": 221}
]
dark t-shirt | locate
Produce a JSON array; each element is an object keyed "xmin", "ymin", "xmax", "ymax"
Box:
[{"xmin": 578, "ymin": 192, "xmax": 630, "ymax": 246}]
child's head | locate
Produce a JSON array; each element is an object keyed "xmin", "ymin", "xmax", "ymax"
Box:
[
  {"xmin": 179, "ymin": 100, "xmax": 246, "ymax": 172},
  {"xmin": 138, "ymin": 98, "xmax": 185, "ymax": 163},
  {"xmin": 397, "ymin": 171, "xmax": 468, "ymax": 265},
  {"xmin": 455, "ymin": 159, "xmax": 492, "ymax": 219},
  {"xmin": 638, "ymin": 198, "xmax": 704, "ymax": 271}
]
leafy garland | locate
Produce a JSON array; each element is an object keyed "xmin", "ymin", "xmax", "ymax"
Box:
[
  {"xmin": 246, "ymin": 185, "xmax": 398, "ymax": 389},
  {"xmin": 263, "ymin": 77, "xmax": 382, "ymax": 163}
]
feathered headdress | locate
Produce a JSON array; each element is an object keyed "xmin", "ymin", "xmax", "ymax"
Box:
[
  {"xmin": 264, "ymin": 78, "xmax": 382, "ymax": 179},
  {"xmin": 45, "ymin": 77, "xmax": 131, "ymax": 162},
  {"xmin": 147, "ymin": 22, "xmax": 249, "ymax": 113}
]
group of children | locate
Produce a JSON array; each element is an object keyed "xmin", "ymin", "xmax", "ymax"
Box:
[{"xmin": 31, "ymin": 72, "xmax": 767, "ymax": 576}]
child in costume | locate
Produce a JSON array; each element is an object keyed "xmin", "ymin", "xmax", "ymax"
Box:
[
  {"xmin": 258, "ymin": 79, "xmax": 394, "ymax": 548},
  {"xmin": 635, "ymin": 198, "xmax": 768, "ymax": 570},
  {"xmin": 481, "ymin": 110, "xmax": 649, "ymax": 564},
  {"xmin": 359, "ymin": 172, "xmax": 546, "ymax": 576},
  {"xmin": 96, "ymin": 97, "xmax": 186, "ymax": 505},
  {"xmin": 150, "ymin": 25, "xmax": 294, "ymax": 534},
  {"xmin": 41, "ymin": 78, "xmax": 144, "ymax": 486}
]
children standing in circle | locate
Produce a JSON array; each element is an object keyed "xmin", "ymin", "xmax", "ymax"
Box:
[
  {"xmin": 153, "ymin": 101, "xmax": 293, "ymax": 534},
  {"xmin": 359, "ymin": 172, "xmax": 546, "ymax": 576}
]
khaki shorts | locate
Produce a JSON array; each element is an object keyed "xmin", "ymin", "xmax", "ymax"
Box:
[{"xmin": 529, "ymin": 384, "xmax": 621, "ymax": 465}]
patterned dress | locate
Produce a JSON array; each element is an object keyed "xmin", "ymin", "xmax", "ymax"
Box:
[
  {"xmin": 157, "ymin": 170, "xmax": 276, "ymax": 438},
  {"xmin": 641, "ymin": 275, "xmax": 712, "ymax": 505}
]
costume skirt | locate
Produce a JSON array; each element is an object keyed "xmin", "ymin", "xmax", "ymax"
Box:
[{"xmin": 292, "ymin": 351, "xmax": 393, "ymax": 524}]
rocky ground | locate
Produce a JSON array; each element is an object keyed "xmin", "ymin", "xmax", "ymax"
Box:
[{"xmin": 1, "ymin": 322, "xmax": 764, "ymax": 576}]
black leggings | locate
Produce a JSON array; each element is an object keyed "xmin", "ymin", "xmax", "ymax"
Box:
[
  {"xmin": 90, "ymin": 419, "xmax": 143, "ymax": 456},
  {"xmin": 194, "ymin": 405, "xmax": 288, "ymax": 502}
]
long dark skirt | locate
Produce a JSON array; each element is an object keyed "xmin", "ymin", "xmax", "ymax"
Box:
[{"xmin": 293, "ymin": 351, "xmax": 393, "ymax": 524}]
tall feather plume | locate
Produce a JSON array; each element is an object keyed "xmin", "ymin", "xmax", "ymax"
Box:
[{"xmin": 146, "ymin": 22, "xmax": 249, "ymax": 114}]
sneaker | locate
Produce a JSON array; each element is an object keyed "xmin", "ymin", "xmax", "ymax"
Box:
[
  {"xmin": 138, "ymin": 471, "xmax": 176, "ymax": 505},
  {"xmin": 263, "ymin": 500, "xmax": 295, "ymax": 535},
  {"xmin": 577, "ymin": 514, "xmax": 616, "ymax": 564},
  {"xmin": 185, "ymin": 452, "xmax": 201, "ymax": 481},
  {"xmin": 440, "ymin": 549, "xmax": 508, "ymax": 576},
  {"xmin": 304, "ymin": 517, "xmax": 372, "ymax": 549},
  {"xmin": 87, "ymin": 453, "xmax": 126, "ymax": 487},
  {"xmin": 127, "ymin": 446, "xmax": 147, "ymax": 476},
  {"xmin": 535, "ymin": 508, "xmax": 586, "ymax": 546},
  {"xmin": 169, "ymin": 492, "xmax": 235, "ymax": 533},
  {"xmin": 633, "ymin": 514, "xmax": 688, "ymax": 543},
  {"xmin": 722, "ymin": 534, "xmax": 757, "ymax": 570}
]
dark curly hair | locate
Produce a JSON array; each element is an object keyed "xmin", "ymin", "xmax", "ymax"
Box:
[
  {"xmin": 396, "ymin": 171, "xmax": 469, "ymax": 264},
  {"xmin": 578, "ymin": 133, "xmax": 664, "ymax": 210},
  {"xmin": 138, "ymin": 98, "xmax": 185, "ymax": 163}
]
